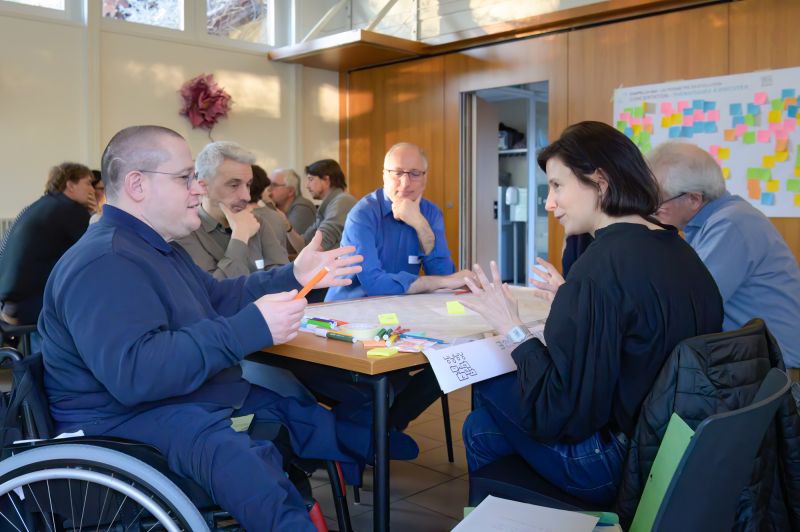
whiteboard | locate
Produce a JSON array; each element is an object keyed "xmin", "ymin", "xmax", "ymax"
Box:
[{"xmin": 613, "ymin": 67, "xmax": 800, "ymax": 217}]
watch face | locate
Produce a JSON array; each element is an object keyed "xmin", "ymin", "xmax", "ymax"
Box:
[{"xmin": 508, "ymin": 326, "xmax": 526, "ymax": 343}]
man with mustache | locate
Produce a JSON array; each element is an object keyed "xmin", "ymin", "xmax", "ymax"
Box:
[{"xmin": 177, "ymin": 141, "xmax": 289, "ymax": 279}]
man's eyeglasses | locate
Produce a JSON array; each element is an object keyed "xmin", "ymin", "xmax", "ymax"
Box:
[
  {"xmin": 268, "ymin": 182, "xmax": 289, "ymax": 189},
  {"xmin": 384, "ymin": 168, "xmax": 427, "ymax": 181},
  {"xmin": 657, "ymin": 192, "xmax": 687, "ymax": 209},
  {"xmin": 139, "ymin": 169, "xmax": 199, "ymax": 190}
]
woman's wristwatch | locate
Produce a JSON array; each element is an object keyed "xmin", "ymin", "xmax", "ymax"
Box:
[{"xmin": 506, "ymin": 325, "xmax": 533, "ymax": 344}]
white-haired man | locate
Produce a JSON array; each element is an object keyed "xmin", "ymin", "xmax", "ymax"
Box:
[
  {"xmin": 177, "ymin": 141, "xmax": 288, "ymax": 279},
  {"xmin": 268, "ymin": 167, "xmax": 317, "ymax": 236},
  {"xmin": 649, "ymin": 141, "xmax": 800, "ymax": 369}
]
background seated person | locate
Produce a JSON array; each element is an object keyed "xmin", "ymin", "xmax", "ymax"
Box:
[
  {"xmin": 248, "ymin": 164, "xmax": 292, "ymax": 254},
  {"xmin": 648, "ymin": 141, "xmax": 800, "ymax": 370},
  {"xmin": 268, "ymin": 167, "xmax": 317, "ymax": 238},
  {"xmin": 326, "ymin": 142, "xmax": 474, "ymax": 301},
  {"xmin": 285, "ymin": 159, "xmax": 356, "ymax": 253},
  {"xmin": 0, "ymin": 162, "xmax": 95, "ymax": 327},
  {"xmin": 177, "ymin": 141, "xmax": 289, "ymax": 279},
  {"xmin": 460, "ymin": 122, "xmax": 723, "ymax": 506},
  {"xmin": 40, "ymin": 125, "xmax": 367, "ymax": 531}
]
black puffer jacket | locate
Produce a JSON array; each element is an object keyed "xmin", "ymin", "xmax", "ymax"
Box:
[{"xmin": 615, "ymin": 319, "xmax": 800, "ymax": 531}]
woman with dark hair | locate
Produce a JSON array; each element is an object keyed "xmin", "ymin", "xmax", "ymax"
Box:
[
  {"xmin": 461, "ymin": 121, "xmax": 723, "ymax": 505},
  {"xmin": 248, "ymin": 164, "xmax": 271, "ymax": 208}
]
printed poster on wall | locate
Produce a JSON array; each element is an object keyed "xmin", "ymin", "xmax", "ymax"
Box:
[{"xmin": 613, "ymin": 66, "xmax": 800, "ymax": 217}]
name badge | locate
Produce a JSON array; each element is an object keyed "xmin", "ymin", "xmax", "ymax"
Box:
[
  {"xmin": 408, "ymin": 255, "xmax": 421, "ymax": 264},
  {"xmin": 254, "ymin": 259, "xmax": 265, "ymax": 270}
]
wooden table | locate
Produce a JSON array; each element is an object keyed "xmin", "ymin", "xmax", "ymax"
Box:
[{"xmin": 256, "ymin": 289, "xmax": 550, "ymax": 531}]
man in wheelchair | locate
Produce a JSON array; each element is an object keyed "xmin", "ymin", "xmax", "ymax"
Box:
[{"xmin": 15, "ymin": 125, "xmax": 369, "ymax": 531}]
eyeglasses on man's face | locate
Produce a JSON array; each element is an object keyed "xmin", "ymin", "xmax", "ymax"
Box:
[
  {"xmin": 383, "ymin": 168, "xmax": 427, "ymax": 181},
  {"xmin": 657, "ymin": 192, "xmax": 688, "ymax": 209},
  {"xmin": 268, "ymin": 182, "xmax": 289, "ymax": 189},
  {"xmin": 138, "ymin": 169, "xmax": 199, "ymax": 190}
]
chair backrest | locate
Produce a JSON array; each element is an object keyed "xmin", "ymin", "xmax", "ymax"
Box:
[
  {"xmin": 652, "ymin": 367, "xmax": 791, "ymax": 532},
  {"xmin": 0, "ymin": 349, "xmax": 54, "ymax": 445}
]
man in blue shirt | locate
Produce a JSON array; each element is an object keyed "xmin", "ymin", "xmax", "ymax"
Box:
[
  {"xmin": 39, "ymin": 125, "xmax": 367, "ymax": 531},
  {"xmin": 649, "ymin": 141, "xmax": 800, "ymax": 368},
  {"xmin": 327, "ymin": 142, "xmax": 473, "ymax": 300}
]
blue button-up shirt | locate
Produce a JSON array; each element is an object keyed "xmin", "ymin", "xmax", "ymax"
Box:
[
  {"xmin": 684, "ymin": 191, "xmax": 800, "ymax": 367},
  {"xmin": 326, "ymin": 188, "xmax": 455, "ymax": 301}
]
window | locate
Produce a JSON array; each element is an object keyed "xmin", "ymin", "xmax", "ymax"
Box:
[
  {"xmin": 102, "ymin": 0, "xmax": 183, "ymax": 30},
  {"xmin": 206, "ymin": 0, "xmax": 269, "ymax": 45}
]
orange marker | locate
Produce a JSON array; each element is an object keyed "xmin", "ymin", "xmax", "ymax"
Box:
[{"xmin": 295, "ymin": 266, "xmax": 330, "ymax": 299}]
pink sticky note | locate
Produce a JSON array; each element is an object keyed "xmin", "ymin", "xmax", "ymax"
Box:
[
  {"xmin": 754, "ymin": 92, "xmax": 768, "ymax": 105},
  {"xmin": 707, "ymin": 109, "xmax": 720, "ymax": 121},
  {"xmin": 682, "ymin": 116, "xmax": 694, "ymax": 127},
  {"xmin": 709, "ymin": 145, "xmax": 720, "ymax": 156},
  {"xmin": 693, "ymin": 110, "xmax": 705, "ymax": 121},
  {"xmin": 631, "ymin": 117, "xmax": 642, "ymax": 126},
  {"xmin": 735, "ymin": 124, "xmax": 748, "ymax": 135},
  {"xmin": 677, "ymin": 100, "xmax": 689, "ymax": 112},
  {"xmin": 769, "ymin": 122, "xmax": 782, "ymax": 132},
  {"xmin": 757, "ymin": 130, "xmax": 771, "ymax": 143},
  {"xmin": 620, "ymin": 112, "xmax": 631, "ymax": 121},
  {"xmin": 776, "ymin": 130, "xmax": 789, "ymax": 140},
  {"xmin": 784, "ymin": 118, "xmax": 797, "ymax": 133},
  {"xmin": 660, "ymin": 102, "xmax": 673, "ymax": 115},
  {"xmin": 643, "ymin": 116, "xmax": 653, "ymax": 126}
]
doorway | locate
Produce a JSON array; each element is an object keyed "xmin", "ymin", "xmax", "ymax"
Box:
[{"xmin": 461, "ymin": 82, "xmax": 549, "ymax": 286}]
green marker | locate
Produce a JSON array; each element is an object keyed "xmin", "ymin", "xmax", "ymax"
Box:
[
  {"xmin": 326, "ymin": 332, "xmax": 357, "ymax": 343},
  {"xmin": 307, "ymin": 319, "xmax": 333, "ymax": 329},
  {"xmin": 374, "ymin": 328, "xmax": 386, "ymax": 341}
]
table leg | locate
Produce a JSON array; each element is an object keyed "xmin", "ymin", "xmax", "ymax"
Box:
[{"xmin": 371, "ymin": 374, "xmax": 390, "ymax": 532}]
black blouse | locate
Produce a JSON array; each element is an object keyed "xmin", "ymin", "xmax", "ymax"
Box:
[{"xmin": 512, "ymin": 223, "xmax": 723, "ymax": 443}]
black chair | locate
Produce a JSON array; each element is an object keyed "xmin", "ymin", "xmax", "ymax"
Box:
[
  {"xmin": 0, "ymin": 321, "xmax": 37, "ymax": 357},
  {"xmin": 469, "ymin": 368, "xmax": 791, "ymax": 531},
  {"xmin": 0, "ymin": 348, "xmax": 353, "ymax": 531}
]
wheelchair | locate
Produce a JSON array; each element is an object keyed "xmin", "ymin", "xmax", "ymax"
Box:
[{"xmin": 0, "ymin": 347, "xmax": 353, "ymax": 531}]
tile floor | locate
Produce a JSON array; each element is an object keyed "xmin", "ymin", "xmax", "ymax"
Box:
[{"xmin": 314, "ymin": 385, "xmax": 473, "ymax": 532}]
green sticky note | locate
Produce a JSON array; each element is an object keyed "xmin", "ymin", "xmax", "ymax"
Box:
[
  {"xmin": 743, "ymin": 132, "xmax": 756, "ymax": 144},
  {"xmin": 624, "ymin": 107, "xmax": 634, "ymax": 115},
  {"xmin": 744, "ymin": 114, "xmax": 755, "ymax": 126},
  {"xmin": 616, "ymin": 120, "xmax": 627, "ymax": 130},
  {"xmin": 633, "ymin": 107, "xmax": 644, "ymax": 118},
  {"xmin": 746, "ymin": 167, "xmax": 760, "ymax": 179},
  {"xmin": 787, "ymin": 179, "xmax": 800, "ymax": 192},
  {"xmin": 231, "ymin": 414, "xmax": 254, "ymax": 432},
  {"xmin": 446, "ymin": 301, "xmax": 466, "ymax": 315},
  {"xmin": 378, "ymin": 313, "xmax": 399, "ymax": 326},
  {"xmin": 772, "ymin": 99, "xmax": 784, "ymax": 111},
  {"xmin": 630, "ymin": 413, "xmax": 695, "ymax": 532}
]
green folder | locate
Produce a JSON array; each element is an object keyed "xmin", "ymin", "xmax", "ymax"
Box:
[{"xmin": 630, "ymin": 413, "xmax": 695, "ymax": 532}]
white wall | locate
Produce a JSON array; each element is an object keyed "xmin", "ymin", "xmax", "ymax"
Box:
[{"xmin": 0, "ymin": 6, "xmax": 340, "ymax": 218}]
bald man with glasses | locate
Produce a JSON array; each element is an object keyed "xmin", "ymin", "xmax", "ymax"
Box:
[{"xmin": 326, "ymin": 143, "xmax": 473, "ymax": 301}]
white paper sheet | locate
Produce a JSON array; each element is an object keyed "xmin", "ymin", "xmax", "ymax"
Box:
[
  {"xmin": 452, "ymin": 495, "xmax": 599, "ymax": 532},
  {"xmin": 423, "ymin": 322, "xmax": 546, "ymax": 393}
]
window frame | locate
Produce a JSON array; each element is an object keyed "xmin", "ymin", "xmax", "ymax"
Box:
[{"xmin": 0, "ymin": 0, "xmax": 83, "ymax": 26}]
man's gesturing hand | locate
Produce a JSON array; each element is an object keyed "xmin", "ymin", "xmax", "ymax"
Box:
[
  {"xmin": 254, "ymin": 290, "xmax": 307, "ymax": 344},
  {"xmin": 293, "ymin": 231, "xmax": 364, "ymax": 289}
]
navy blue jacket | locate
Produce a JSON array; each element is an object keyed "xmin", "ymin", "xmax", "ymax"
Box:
[{"xmin": 39, "ymin": 205, "xmax": 301, "ymax": 430}]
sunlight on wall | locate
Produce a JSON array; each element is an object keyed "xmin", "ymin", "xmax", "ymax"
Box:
[
  {"xmin": 123, "ymin": 61, "xmax": 186, "ymax": 97},
  {"xmin": 216, "ymin": 71, "xmax": 281, "ymax": 119},
  {"xmin": 316, "ymin": 83, "xmax": 339, "ymax": 123}
]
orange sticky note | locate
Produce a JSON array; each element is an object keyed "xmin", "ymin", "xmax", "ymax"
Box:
[
  {"xmin": 776, "ymin": 138, "xmax": 789, "ymax": 152},
  {"xmin": 786, "ymin": 96, "xmax": 798, "ymax": 107},
  {"xmin": 776, "ymin": 151, "xmax": 789, "ymax": 162},
  {"xmin": 747, "ymin": 180, "xmax": 762, "ymax": 199},
  {"xmin": 763, "ymin": 156, "xmax": 776, "ymax": 168},
  {"xmin": 717, "ymin": 147, "xmax": 731, "ymax": 160},
  {"xmin": 766, "ymin": 180, "xmax": 780, "ymax": 192},
  {"xmin": 795, "ymin": 194, "xmax": 800, "ymax": 207},
  {"xmin": 722, "ymin": 167, "xmax": 731, "ymax": 179},
  {"xmin": 768, "ymin": 110, "xmax": 782, "ymax": 123},
  {"xmin": 723, "ymin": 129, "xmax": 736, "ymax": 141}
]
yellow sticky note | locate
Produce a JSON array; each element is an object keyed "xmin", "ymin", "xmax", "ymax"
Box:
[
  {"xmin": 795, "ymin": 167, "xmax": 800, "ymax": 178},
  {"xmin": 777, "ymin": 151, "xmax": 789, "ymax": 162},
  {"xmin": 671, "ymin": 113, "xmax": 682, "ymax": 126},
  {"xmin": 717, "ymin": 147, "xmax": 730, "ymax": 160},
  {"xmin": 768, "ymin": 110, "xmax": 781, "ymax": 123},
  {"xmin": 722, "ymin": 167, "xmax": 731, "ymax": 179},
  {"xmin": 446, "ymin": 301, "xmax": 465, "ymax": 314},
  {"xmin": 367, "ymin": 347, "xmax": 399, "ymax": 357},
  {"xmin": 795, "ymin": 194, "xmax": 800, "ymax": 207},
  {"xmin": 763, "ymin": 156, "xmax": 776, "ymax": 168},
  {"xmin": 661, "ymin": 116, "xmax": 671, "ymax": 128},
  {"xmin": 378, "ymin": 313, "xmax": 399, "ymax": 326},
  {"xmin": 766, "ymin": 180, "xmax": 780, "ymax": 192}
]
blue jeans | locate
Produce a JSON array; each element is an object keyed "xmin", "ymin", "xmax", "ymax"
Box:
[{"xmin": 463, "ymin": 373, "xmax": 628, "ymax": 506}]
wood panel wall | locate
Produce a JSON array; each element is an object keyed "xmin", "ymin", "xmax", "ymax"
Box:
[{"xmin": 342, "ymin": 0, "xmax": 800, "ymax": 268}]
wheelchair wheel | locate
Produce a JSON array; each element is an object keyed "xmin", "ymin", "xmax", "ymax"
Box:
[{"xmin": 0, "ymin": 443, "xmax": 209, "ymax": 531}]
